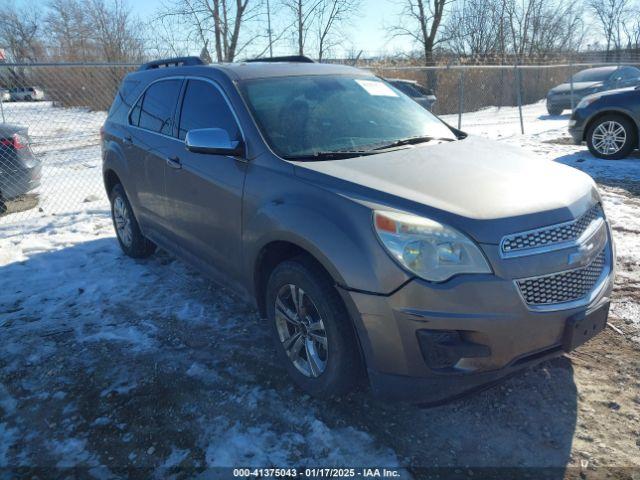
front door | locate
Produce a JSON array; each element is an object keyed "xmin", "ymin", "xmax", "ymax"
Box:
[{"xmin": 164, "ymin": 78, "xmax": 247, "ymax": 282}]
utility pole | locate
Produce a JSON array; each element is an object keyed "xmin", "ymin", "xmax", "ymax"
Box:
[{"xmin": 267, "ymin": 0, "xmax": 274, "ymax": 57}]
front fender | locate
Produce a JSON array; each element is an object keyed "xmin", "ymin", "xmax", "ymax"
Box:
[
  {"xmin": 583, "ymin": 105, "xmax": 640, "ymax": 141},
  {"xmin": 243, "ymin": 193, "xmax": 411, "ymax": 296}
]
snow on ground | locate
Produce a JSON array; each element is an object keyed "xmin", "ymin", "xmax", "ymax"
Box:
[{"xmin": 1, "ymin": 101, "xmax": 639, "ymax": 474}]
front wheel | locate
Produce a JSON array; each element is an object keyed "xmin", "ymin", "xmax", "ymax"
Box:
[
  {"xmin": 586, "ymin": 114, "xmax": 637, "ymax": 160},
  {"xmin": 266, "ymin": 257, "xmax": 363, "ymax": 398},
  {"xmin": 547, "ymin": 105, "xmax": 563, "ymax": 116},
  {"xmin": 109, "ymin": 183, "xmax": 156, "ymax": 258}
]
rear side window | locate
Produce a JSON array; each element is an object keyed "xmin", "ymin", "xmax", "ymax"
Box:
[
  {"xmin": 177, "ymin": 80, "xmax": 240, "ymax": 141},
  {"xmin": 109, "ymin": 79, "xmax": 141, "ymax": 125},
  {"xmin": 393, "ymin": 82, "xmax": 420, "ymax": 97},
  {"xmin": 134, "ymin": 79, "xmax": 182, "ymax": 136}
]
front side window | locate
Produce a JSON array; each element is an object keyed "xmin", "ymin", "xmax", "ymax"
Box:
[
  {"xmin": 133, "ymin": 79, "xmax": 182, "ymax": 136},
  {"xmin": 241, "ymin": 75, "xmax": 455, "ymax": 159},
  {"xmin": 177, "ymin": 79, "xmax": 240, "ymax": 141}
]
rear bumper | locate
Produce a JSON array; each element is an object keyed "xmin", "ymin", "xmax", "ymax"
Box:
[
  {"xmin": 338, "ymin": 236, "xmax": 614, "ymax": 403},
  {"xmin": 0, "ymin": 160, "xmax": 42, "ymax": 200}
]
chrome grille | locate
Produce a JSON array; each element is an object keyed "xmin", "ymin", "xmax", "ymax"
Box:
[
  {"xmin": 501, "ymin": 204, "xmax": 603, "ymax": 255},
  {"xmin": 516, "ymin": 250, "xmax": 606, "ymax": 306}
]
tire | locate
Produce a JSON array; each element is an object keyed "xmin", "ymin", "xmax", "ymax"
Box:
[
  {"xmin": 266, "ymin": 256, "xmax": 363, "ymax": 398},
  {"xmin": 109, "ymin": 183, "xmax": 156, "ymax": 258},
  {"xmin": 586, "ymin": 114, "xmax": 637, "ymax": 160},
  {"xmin": 547, "ymin": 106, "xmax": 563, "ymax": 116}
]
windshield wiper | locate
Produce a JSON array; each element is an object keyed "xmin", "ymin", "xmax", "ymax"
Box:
[
  {"xmin": 372, "ymin": 135, "xmax": 454, "ymax": 150},
  {"xmin": 283, "ymin": 150, "xmax": 378, "ymax": 161}
]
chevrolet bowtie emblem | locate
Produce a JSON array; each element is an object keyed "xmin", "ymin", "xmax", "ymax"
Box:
[{"xmin": 568, "ymin": 220, "xmax": 606, "ymax": 266}]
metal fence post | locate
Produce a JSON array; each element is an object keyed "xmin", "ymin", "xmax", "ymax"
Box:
[
  {"xmin": 0, "ymin": 68, "xmax": 5, "ymax": 123},
  {"xmin": 458, "ymin": 68, "xmax": 464, "ymax": 130},
  {"xmin": 515, "ymin": 63, "xmax": 525, "ymax": 135},
  {"xmin": 570, "ymin": 55, "xmax": 575, "ymax": 113}
]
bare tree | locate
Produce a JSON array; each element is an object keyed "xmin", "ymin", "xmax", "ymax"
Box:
[
  {"xmin": 588, "ymin": 0, "xmax": 632, "ymax": 60},
  {"xmin": 314, "ymin": 0, "xmax": 359, "ymax": 60},
  {"xmin": 501, "ymin": 0, "xmax": 585, "ymax": 61},
  {"xmin": 622, "ymin": 12, "xmax": 640, "ymax": 51},
  {"xmin": 443, "ymin": 0, "xmax": 505, "ymax": 58},
  {"xmin": 282, "ymin": 0, "xmax": 323, "ymax": 56},
  {"xmin": 155, "ymin": 0, "xmax": 264, "ymax": 62},
  {"xmin": 87, "ymin": 0, "xmax": 145, "ymax": 63},
  {"xmin": 46, "ymin": 0, "xmax": 94, "ymax": 61},
  {"xmin": 0, "ymin": 1, "xmax": 45, "ymax": 62},
  {"xmin": 388, "ymin": 0, "xmax": 452, "ymax": 66}
]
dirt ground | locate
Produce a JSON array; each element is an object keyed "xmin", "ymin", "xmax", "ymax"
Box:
[{"xmin": 0, "ymin": 194, "xmax": 38, "ymax": 217}]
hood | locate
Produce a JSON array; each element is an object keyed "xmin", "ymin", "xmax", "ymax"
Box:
[
  {"xmin": 293, "ymin": 136, "xmax": 597, "ymax": 242},
  {"xmin": 549, "ymin": 81, "xmax": 603, "ymax": 94},
  {"xmin": 581, "ymin": 86, "xmax": 638, "ymax": 103}
]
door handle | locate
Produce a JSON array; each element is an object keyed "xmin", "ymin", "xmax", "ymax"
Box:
[
  {"xmin": 166, "ymin": 156, "xmax": 182, "ymax": 169},
  {"xmin": 123, "ymin": 135, "xmax": 133, "ymax": 145}
]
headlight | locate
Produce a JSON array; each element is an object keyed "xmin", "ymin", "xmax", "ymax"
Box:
[
  {"xmin": 576, "ymin": 96, "xmax": 597, "ymax": 110},
  {"xmin": 374, "ymin": 211, "xmax": 491, "ymax": 282}
]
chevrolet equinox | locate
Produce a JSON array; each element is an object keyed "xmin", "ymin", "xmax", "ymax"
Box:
[{"xmin": 101, "ymin": 56, "xmax": 615, "ymax": 403}]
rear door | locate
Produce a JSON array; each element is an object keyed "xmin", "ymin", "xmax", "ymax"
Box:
[
  {"xmin": 126, "ymin": 78, "xmax": 183, "ymax": 234},
  {"xmin": 164, "ymin": 78, "xmax": 247, "ymax": 281}
]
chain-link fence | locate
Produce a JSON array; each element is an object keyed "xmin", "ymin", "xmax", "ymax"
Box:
[
  {"xmin": 0, "ymin": 61, "xmax": 636, "ymax": 226},
  {"xmin": 0, "ymin": 64, "xmax": 137, "ymax": 225}
]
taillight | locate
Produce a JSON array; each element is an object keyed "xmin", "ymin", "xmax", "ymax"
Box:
[{"xmin": 0, "ymin": 134, "xmax": 26, "ymax": 149}]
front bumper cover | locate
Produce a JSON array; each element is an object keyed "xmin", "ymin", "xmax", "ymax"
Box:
[{"xmin": 338, "ymin": 234, "xmax": 614, "ymax": 404}]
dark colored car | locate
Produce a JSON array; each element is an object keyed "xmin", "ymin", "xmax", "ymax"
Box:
[
  {"xmin": 0, "ymin": 124, "xmax": 41, "ymax": 214},
  {"xmin": 387, "ymin": 79, "xmax": 437, "ymax": 110},
  {"xmin": 546, "ymin": 66, "xmax": 640, "ymax": 116},
  {"xmin": 569, "ymin": 86, "xmax": 640, "ymax": 160},
  {"xmin": 102, "ymin": 57, "xmax": 614, "ymax": 403}
]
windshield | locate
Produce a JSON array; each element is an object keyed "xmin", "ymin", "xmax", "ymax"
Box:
[
  {"xmin": 241, "ymin": 75, "xmax": 456, "ymax": 159},
  {"xmin": 570, "ymin": 69, "xmax": 613, "ymax": 83}
]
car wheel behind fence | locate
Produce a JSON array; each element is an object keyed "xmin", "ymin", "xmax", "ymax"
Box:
[
  {"xmin": 587, "ymin": 114, "xmax": 637, "ymax": 160},
  {"xmin": 547, "ymin": 106, "xmax": 563, "ymax": 116}
]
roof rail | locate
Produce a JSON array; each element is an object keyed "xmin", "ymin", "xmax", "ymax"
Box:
[
  {"xmin": 246, "ymin": 55, "xmax": 315, "ymax": 64},
  {"xmin": 138, "ymin": 56, "xmax": 205, "ymax": 71}
]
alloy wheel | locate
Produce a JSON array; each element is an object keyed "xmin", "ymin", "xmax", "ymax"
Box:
[
  {"xmin": 274, "ymin": 284, "xmax": 328, "ymax": 378},
  {"xmin": 592, "ymin": 121, "xmax": 627, "ymax": 156},
  {"xmin": 113, "ymin": 196, "xmax": 133, "ymax": 248}
]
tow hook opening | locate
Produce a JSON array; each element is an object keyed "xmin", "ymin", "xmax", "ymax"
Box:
[{"xmin": 417, "ymin": 329, "xmax": 491, "ymax": 370}]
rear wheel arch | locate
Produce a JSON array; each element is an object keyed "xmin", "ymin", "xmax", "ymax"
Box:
[{"xmin": 103, "ymin": 168, "xmax": 122, "ymax": 195}]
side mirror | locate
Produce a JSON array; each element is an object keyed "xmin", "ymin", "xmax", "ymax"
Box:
[{"xmin": 185, "ymin": 128, "xmax": 244, "ymax": 156}]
